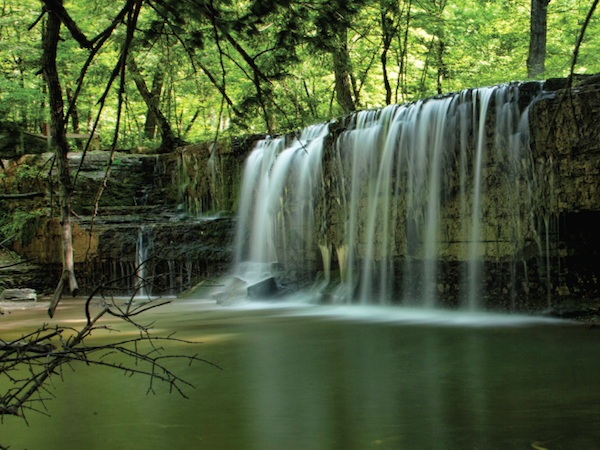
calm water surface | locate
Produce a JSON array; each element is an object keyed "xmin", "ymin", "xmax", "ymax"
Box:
[{"xmin": 1, "ymin": 298, "xmax": 599, "ymax": 450}]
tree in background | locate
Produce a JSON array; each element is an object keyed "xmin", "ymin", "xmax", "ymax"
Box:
[
  {"xmin": 143, "ymin": 67, "xmax": 165, "ymax": 140},
  {"xmin": 128, "ymin": 54, "xmax": 182, "ymax": 151},
  {"xmin": 527, "ymin": 0, "xmax": 550, "ymax": 78},
  {"xmin": 3, "ymin": 0, "xmax": 600, "ymax": 146}
]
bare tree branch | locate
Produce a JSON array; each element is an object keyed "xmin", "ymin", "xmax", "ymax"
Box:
[
  {"xmin": 164, "ymin": 23, "xmax": 241, "ymax": 115},
  {"xmin": 3, "ymin": 272, "xmax": 219, "ymax": 427},
  {"xmin": 569, "ymin": 0, "xmax": 599, "ymax": 80},
  {"xmin": 0, "ymin": 258, "xmax": 36, "ymax": 270},
  {"xmin": 66, "ymin": 0, "xmax": 136, "ymax": 129},
  {"xmin": 543, "ymin": 0, "xmax": 599, "ymax": 144},
  {"xmin": 27, "ymin": 8, "xmax": 47, "ymax": 31}
]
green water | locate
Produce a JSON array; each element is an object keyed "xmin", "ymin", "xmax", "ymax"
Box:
[{"xmin": 1, "ymin": 299, "xmax": 600, "ymax": 450}]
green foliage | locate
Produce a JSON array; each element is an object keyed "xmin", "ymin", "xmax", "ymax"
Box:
[
  {"xmin": 15, "ymin": 163, "xmax": 47, "ymax": 181},
  {"xmin": 0, "ymin": 202, "xmax": 46, "ymax": 246},
  {"xmin": 0, "ymin": 0, "xmax": 597, "ymax": 147}
]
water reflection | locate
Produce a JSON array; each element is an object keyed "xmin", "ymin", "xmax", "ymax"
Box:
[{"xmin": 2, "ymin": 301, "xmax": 599, "ymax": 450}]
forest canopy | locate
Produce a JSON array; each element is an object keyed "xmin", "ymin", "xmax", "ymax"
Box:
[{"xmin": 0, "ymin": 0, "xmax": 598, "ymax": 148}]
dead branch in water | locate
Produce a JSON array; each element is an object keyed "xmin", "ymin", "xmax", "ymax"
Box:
[{"xmin": 0, "ymin": 273, "xmax": 220, "ymax": 443}]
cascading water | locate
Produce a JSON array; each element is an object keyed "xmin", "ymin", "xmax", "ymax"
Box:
[
  {"xmin": 233, "ymin": 83, "xmax": 544, "ymax": 309},
  {"xmin": 234, "ymin": 124, "xmax": 330, "ymax": 286},
  {"xmin": 135, "ymin": 226, "xmax": 154, "ymax": 298}
]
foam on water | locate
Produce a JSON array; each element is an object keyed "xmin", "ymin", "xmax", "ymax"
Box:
[
  {"xmin": 280, "ymin": 303, "xmax": 572, "ymax": 327},
  {"xmin": 195, "ymin": 292, "xmax": 573, "ymax": 328}
]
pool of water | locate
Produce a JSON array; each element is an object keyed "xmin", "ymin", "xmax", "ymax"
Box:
[{"xmin": 2, "ymin": 298, "xmax": 600, "ymax": 450}]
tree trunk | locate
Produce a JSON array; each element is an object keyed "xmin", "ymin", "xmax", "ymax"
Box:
[
  {"xmin": 332, "ymin": 27, "xmax": 355, "ymax": 115},
  {"xmin": 381, "ymin": 45, "xmax": 392, "ymax": 105},
  {"xmin": 396, "ymin": 0, "xmax": 412, "ymax": 103},
  {"xmin": 380, "ymin": 2, "xmax": 395, "ymax": 105},
  {"xmin": 66, "ymin": 86, "xmax": 83, "ymax": 149},
  {"xmin": 144, "ymin": 69, "xmax": 165, "ymax": 140},
  {"xmin": 42, "ymin": 1, "xmax": 79, "ymax": 317},
  {"xmin": 436, "ymin": 38, "xmax": 446, "ymax": 95},
  {"xmin": 127, "ymin": 55, "xmax": 178, "ymax": 151},
  {"xmin": 527, "ymin": 0, "xmax": 550, "ymax": 79}
]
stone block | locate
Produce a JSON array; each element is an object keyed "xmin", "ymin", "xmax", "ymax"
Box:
[
  {"xmin": 1, "ymin": 288, "xmax": 37, "ymax": 301},
  {"xmin": 247, "ymin": 277, "xmax": 287, "ymax": 299}
]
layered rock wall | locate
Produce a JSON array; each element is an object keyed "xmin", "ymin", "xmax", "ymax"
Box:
[
  {"xmin": 528, "ymin": 77, "xmax": 600, "ymax": 309},
  {"xmin": 1, "ymin": 146, "xmax": 252, "ymax": 295}
]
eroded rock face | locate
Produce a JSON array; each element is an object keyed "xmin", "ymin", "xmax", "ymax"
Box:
[
  {"xmin": 528, "ymin": 78, "xmax": 600, "ymax": 309},
  {"xmin": 11, "ymin": 214, "xmax": 236, "ymax": 296},
  {"xmin": 174, "ymin": 135, "xmax": 265, "ymax": 216},
  {"xmin": 2, "ymin": 147, "xmax": 247, "ymax": 296},
  {"xmin": 529, "ymin": 79, "xmax": 600, "ymax": 212}
]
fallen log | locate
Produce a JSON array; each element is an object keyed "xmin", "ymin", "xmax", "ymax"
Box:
[{"xmin": 0, "ymin": 192, "xmax": 45, "ymax": 200}]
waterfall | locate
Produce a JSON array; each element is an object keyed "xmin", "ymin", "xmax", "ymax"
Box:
[
  {"xmin": 466, "ymin": 87, "xmax": 496, "ymax": 310},
  {"xmin": 207, "ymin": 143, "xmax": 219, "ymax": 213},
  {"xmin": 233, "ymin": 83, "xmax": 543, "ymax": 308},
  {"xmin": 234, "ymin": 124, "xmax": 330, "ymax": 286},
  {"xmin": 135, "ymin": 226, "xmax": 154, "ymax": 298}
]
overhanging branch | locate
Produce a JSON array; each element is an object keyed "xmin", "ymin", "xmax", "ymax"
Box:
[{"xmin": 40, "ymin": 0, "xmax": 92, "ymax": 49}]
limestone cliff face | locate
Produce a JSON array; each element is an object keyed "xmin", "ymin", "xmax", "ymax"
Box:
[
  {"xmin": 527, "ymin": 76, "xmax": 600, "ymax": 310},
  {"xmin": 175, "ymin": 136, "xmax": 264, "ymax": 216},
  {"xmin": 529, "ymin": 77, "xmax": 600, "ymax": 212},
  {"xmin": 1, "ymin": 149, "xmax": 243, "ymax": 295}
]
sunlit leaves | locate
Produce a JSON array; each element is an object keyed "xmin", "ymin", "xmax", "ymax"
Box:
[{"xmin": 0, "ymin": 0, "xmax": 598, "ymax": 146}]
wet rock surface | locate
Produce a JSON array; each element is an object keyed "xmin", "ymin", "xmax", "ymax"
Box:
[
  {"xmin": 247, "ymin": 277, "xmax": 289, "ymax": 299},
  {"xmin": 543, "ymin": 298, "xmax": 600, "ymax": 321},
  {"xmin": 1, "ymin": 149, "xmax": 239, "ymax": 296}
]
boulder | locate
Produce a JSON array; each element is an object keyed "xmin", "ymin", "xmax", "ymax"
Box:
[
  {"xmin": 1, "ymin": 288, "xmax": 37, "ymax": 302},
  {"xmin": 247, "ymin": 277, "xmax": 287, "ymax": 300},
  {"xmin": 205, "ymin": 276, "xmax": 247, "ymax": 305}
]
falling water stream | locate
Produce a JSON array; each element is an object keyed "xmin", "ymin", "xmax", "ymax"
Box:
[
  {"xmin": 234, "ymin": 83, "xmax": 542, "ymax": 309},
  {"xmin": 234, "ymin": 124, "xmax": 329, "ymax": 286},
  {"xmin": 135, "ymin": 226, "xmax": 152, "ymax": 298}
]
